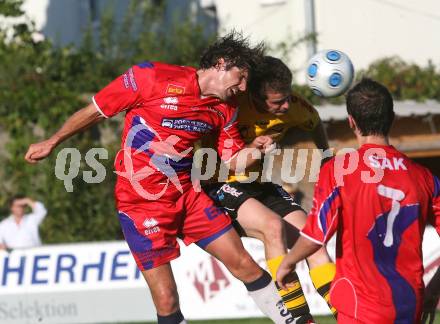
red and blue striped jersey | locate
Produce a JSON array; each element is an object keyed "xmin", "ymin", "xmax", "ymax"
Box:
[
  {"xmin": 302, "ymin": 143, "xmax": 440, "ymax": 323},
  {"xmin": 92, "ymin": 62, "xmax": 244, "ymax": 194}
]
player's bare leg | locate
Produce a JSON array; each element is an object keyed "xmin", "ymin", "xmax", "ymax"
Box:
[
  {"xmin": 284, "ymin": 210, "xmax": 337, "ymax": 316},
  {"xmin": 235, "ymin": 198, "xmax": 287, "ymax": 260},
  {"xmin": 202, "ymin": 227, "xmax": 294, "ymax": 323},
  {"xmin": 142, "ymin": 264, "xmax": 187, "ymax": 324},
  {"xmin": 236, "ymin": 198, "xmax": 314, "ymax": 322}
]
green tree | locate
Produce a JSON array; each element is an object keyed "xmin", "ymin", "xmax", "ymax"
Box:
[{"xmin": 0, "ymin": 0, "xmax": 213, "ymax": 243}]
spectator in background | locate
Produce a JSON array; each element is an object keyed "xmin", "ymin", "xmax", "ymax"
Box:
[{"xmin": 0, "ymin": 195, "xmax": 47, "ymax": 250}]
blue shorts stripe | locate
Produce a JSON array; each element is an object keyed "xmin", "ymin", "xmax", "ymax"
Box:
[{"xmin": 196, "ymin": 224, "xmax": 233, "ymax": 249}]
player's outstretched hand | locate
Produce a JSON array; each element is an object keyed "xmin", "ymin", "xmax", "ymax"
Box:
[{"xmin": 25, "ymin": 139, "xmax": 57, "ymax": 164}]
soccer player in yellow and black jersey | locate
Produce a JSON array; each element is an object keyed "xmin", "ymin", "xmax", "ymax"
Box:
[{"xmin": 202, "ymin": 56, "xmax": 337, "ymax": 323}]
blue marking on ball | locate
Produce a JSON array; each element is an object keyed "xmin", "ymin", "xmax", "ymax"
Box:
[
  {"xmin": 308, "ymin": 63, "xmax": 318, "ymax": 78},
  {"xmin": 326, "ymin": 51, "xmax": 341, "ymax": 61},
  {"xmin": 329, "ymin": 73, "xmax": 343, "ymax": 87}
]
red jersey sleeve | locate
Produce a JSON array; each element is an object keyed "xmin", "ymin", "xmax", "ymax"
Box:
[
  {"xmin": 217, "ymin": 107, "xmax": 245, "ymax": 162},
  {"xmin": 429, "ymin": 175, "xmax": 440, "ymax": 236},
  {"xmin": 92, "ymin": 63, "xmax": 155, "ymax": 118},
  {"xmin": 301, "ymin": 159, "xmax": 342, "ymax": 244}
]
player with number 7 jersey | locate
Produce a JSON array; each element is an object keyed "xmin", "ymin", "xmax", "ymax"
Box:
[
  {"xmin": 276, "ymin": 79, "xmax": 440, "ymax": 324},
  {"xmin": 301, "ymin": 143, "xmax": 440, "ymax": 323}
]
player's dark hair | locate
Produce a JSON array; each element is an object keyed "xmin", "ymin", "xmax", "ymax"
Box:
[
  {"xmin": 199, "ymin": 31, "xmax": 265, "ymax": 72},
  {"xmin": 248, "ymin": 56, "xmax": 292, "ymax": 100},
  {"xmin": 346, "ymin": 78, "xmax": 394, "ymax": 136},
  {"xmin": 8, "ymin": 194, "xmax": 25, "ymax": 208}
]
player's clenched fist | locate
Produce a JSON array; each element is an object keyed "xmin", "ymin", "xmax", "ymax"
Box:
[
  {"xmin": 25, "ymin": 139, "xmax": 57, "ymax": 163},
  {"xmin": 249, "ymin": 135, "xmax": 276, "ymax": 153}
]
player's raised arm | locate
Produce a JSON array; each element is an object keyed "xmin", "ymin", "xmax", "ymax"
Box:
[
  {"xmin": 25, "ymin": 103, "xmax": 104, "ymax": 163},
  {"xmin": 276, "ymin": 235, "xmax": 321, "ymax": 290},
  {"xmin": 25, "ymin": 64, "xmax": 154, "ymax": 164}
]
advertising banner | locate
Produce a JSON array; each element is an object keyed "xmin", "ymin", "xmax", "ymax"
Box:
[{"xmin": 0, "ymin": 228, "xmax": 438, "ymax": 323}]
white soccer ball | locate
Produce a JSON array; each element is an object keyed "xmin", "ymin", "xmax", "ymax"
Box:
[{"xmin": 306, "ymin": 49, "xmax": 354, "ymax": 98}]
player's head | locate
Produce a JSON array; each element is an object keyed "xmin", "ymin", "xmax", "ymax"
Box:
[
  {"xmin": 199, "ymin": 31, "xmax": 265, "ymax": 101},
  {"xmin": 249, "ymin": 56, "xmax": 293, "ymax": 116},
  {"xmin": 9, "ymin": 194, "xmax": 26, "ymax": 218},
  {"xmin": 346, "ymin": 78, "xmax": 394, "ymax": 137}
]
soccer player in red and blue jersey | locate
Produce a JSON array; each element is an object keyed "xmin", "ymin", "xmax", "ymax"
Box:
[
  {"xmin": 25, "ymin": 34, "xmax": 292, "ymax": 324},
  {"xmin": 276, "ymin": 79, "xmax": 440, "ymax": 323}
]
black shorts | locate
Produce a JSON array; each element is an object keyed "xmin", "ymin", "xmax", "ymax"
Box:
[{"xmin": 202, "ymin": 181, "xmax": 306, "ymax": 220}]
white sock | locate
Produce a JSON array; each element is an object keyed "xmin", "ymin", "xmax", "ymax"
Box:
[{"xmin": 245, "ymin": 271, "xmax": 294, "ymax": 324}]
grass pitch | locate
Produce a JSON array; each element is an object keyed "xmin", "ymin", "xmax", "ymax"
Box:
[{"xmin": 136, "ymin": 313, "xmax": 440, "ymax": 323}]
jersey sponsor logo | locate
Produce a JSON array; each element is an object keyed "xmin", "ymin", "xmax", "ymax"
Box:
[
  {"xmin": 204, "ymin": 206, "xmax": 224, "ymax": 220},
  {"xmin": 368, "ymin": 155, "xmax": 408, "ymax": 170},
  {"xmin": 166, "ymin": 84, "xmax": 185, "ymax": 95},
  {"xmin": 143, "ymin": 218, "xmax": 159, "ymax": 228},
  {"xmin": 144, "ymin": 227, "xmax": 160, "ymax": 235},
  {"xmin": 275, "ymin": 185, "xmax": 298, "ymax": 205},
  {"xmin": 163, "ymin": 97, "xmax": 178, "ymax": 104},
  {"xmin": 160, "ymin": 97, "xmax": 179, "ymax": 111},
  {"xmin": 161, "ymin": 119, "xmax": 174, "ymax": 128},
  {"xmin": 220, "ymin": 184, "xmax": 243, "ymax": 197},
  {"xmin": 187, "ymin": 256, "xmax": 231, "ymax": 302},
  {"xmin": 217, "ymin": 191, "xmax": 225, "ymax": 201},
  {"xmin": 122, "ymin": 68, "xmax": 138, "ymax": 92},
  {"xmin": 161, "ymin": 118, "xmax": 213, "ymax": 133},
  {"xmin": 143, "ymin": 218, "xmax": 160, "ymax": 236}
]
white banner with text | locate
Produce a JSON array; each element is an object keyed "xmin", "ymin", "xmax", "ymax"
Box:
[{"xmin": 0, "ymin": 228, "xmax": 439, "ymax": 323}]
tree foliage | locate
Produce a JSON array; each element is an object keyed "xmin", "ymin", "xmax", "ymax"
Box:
[
  {"xmin": 0, "ymin": 0, "xmax": 213, "ymax": 243},
  {"xmin": 1, "ymin": 0, "xmax": 439, "ymax": 243}
]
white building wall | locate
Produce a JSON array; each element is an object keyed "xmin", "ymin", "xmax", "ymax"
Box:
[
  {"xmin": 213, "ymin": 0, "xmax": 440, "ymax": 83},
  {"xmin": 316, "ymin": 0, "xmax": 440, "ymax": 72},
  {"xmin": 22, "ymin": 0, "xmax": 50, "ymax": 31},
  {"xmin": 214, "ymin": 0, "xmax": 310, "ymax": 73}
]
